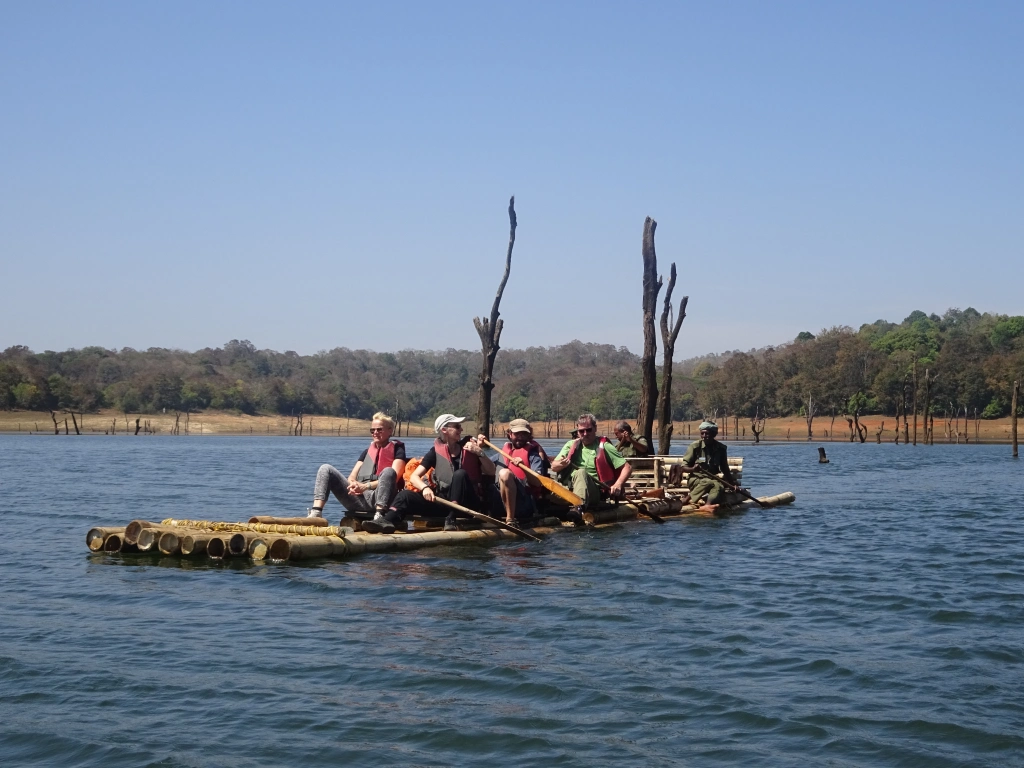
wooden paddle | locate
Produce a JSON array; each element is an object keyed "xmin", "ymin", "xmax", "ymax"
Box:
[
  {"xmin": 691, "ymin": 464, "xmax": 766, "ymax": 508},
  {"xmin": 481, "ymin": 439, "xmax": 583, "ymax": 506},
  {"xmin": 433, "ymin": 497, "xmax": 542, "ymax": 542}
]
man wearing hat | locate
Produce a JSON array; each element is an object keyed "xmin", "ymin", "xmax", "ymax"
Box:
[
  {"xmin": 680, "ymin": 421, "xmax": 737, "ymax": 512},
  {"xmin": 397, "ymin": 413, "xmax": 501, "ymax": 530},
  {"xmin": 493, "ymin": 418, "xmax": 551, "ymax": 526}
]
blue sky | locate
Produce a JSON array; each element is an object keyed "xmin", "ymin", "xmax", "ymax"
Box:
[{"xmin": 2, "ymin": 1, "xmax": 1021, "ymax": 358}]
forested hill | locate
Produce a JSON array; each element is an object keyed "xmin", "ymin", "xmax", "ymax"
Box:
[{"xmin": 2, "ymin": 307, "xmax": 1022, "ymax": 422}]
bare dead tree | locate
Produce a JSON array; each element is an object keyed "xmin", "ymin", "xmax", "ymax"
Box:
[
  {"xmin": 805, "ymin": 394, "xmax": 817, "ymax": 440},
  {"xmin": 656, "ymin": 263, "xmax": 687, "ymax": 455},
  {"xmin": 750, "ymin": 405, "xmax": 765, "ymax": 444},
  {"xmin": 875, "ymin": 420, "xmax": 884, "ymax": 443},
  {"xmin": 911, "ymin": 360, "xmax": 918, "ymax": 445},
  {"xmin": 637, "ymin": 217, "xmax": 663, "ymax": 446},
  {"xmin": 473, "ymin": 196, "xmax": 517, "ymax": 439},
  {"xmin": 135, "ymin": 418, "xmax": 141, "ymax": 436},
  {"xmin": 1012, "ymin": 379, "xmax": 1019, "ymax": 458}
]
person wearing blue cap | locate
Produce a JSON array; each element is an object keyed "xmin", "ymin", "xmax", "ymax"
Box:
[{"xmin": 680, "ymin": 421, "xmax": 737, "ymax": 512}]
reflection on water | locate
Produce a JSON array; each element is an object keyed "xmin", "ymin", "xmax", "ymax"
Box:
[{"xmin": 1, "ymin": 436, "xmax": 1023, "ymax": 766}]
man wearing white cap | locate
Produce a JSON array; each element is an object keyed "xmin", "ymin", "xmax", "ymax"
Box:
[{"xmin": 395, "ymin": 413, "xmax": 501, "ymax": 530}]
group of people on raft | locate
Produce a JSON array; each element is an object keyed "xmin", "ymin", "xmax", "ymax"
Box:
[{"xmin": 308, "ymin": 411, "xmax": 736, "ymax": 534}]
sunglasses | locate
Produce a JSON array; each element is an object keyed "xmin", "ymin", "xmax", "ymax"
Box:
[
  {"xmin": 445, "ymin": 423, "xmax": 463, "ymax": 431},
  {"xmin": 577, "ymin": 427, "xmax": 595, "ymax": 434},
  {"xmin": 370, "ymin": 427, "xmax": 386, "ymax": 433}
]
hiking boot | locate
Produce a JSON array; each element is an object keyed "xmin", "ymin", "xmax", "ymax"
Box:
[
  {"xmin": 443, "ymin": 516, "xmax": 459, "ymax": 532},
  {"xmin": 361, "ymin": 512, "xmax": 395, "ymax": 534},
  {"xmin": 565, "ymin": 507, "xmax": 585, "ymax": 527}
]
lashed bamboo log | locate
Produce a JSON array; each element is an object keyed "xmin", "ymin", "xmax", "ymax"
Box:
[
  {"xmin": 161, "ymin": 519, "xmax": 346, "ymax": 537},
  {"xmin": 248, "ymin": 516, "xmax": 328, "ymax": 527},
  {"xmin": 249, "ymin": 538, "xmax": 271, "ymax": 560},
  {"xmin": 228, "ymin": 532, "xmax": 266, "ymax": 556},
  {"xmin": 87, "ymin": 526, "xmax": 125, "ymax": 552},
  {"xmin": 103, "ymin": 534, "xmax": 138, "ymax": 553},
  {"xmin": 136, "ymin": 527, "xmax": 173, "ymax": 552},
  {"xmin": 158, "ymin": 531, "xmax": 183, "ymax": 555},
  {"xmin": 125, "ymin": 519, "xmax": 159, "ymax": 545},
  {"xmin": 206, "ymin": 536, "xmax": 231, "ymax": 560},
  {"xmin": 181, "ymin": 533, "xmax": 214, "ymax": 556}
]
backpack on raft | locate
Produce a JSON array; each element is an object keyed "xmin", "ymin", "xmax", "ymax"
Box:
[{"xmin": 403, "ymin": 457, "xmax": 434, "ymax": 493}]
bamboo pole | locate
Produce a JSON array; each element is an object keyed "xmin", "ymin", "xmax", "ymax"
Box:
[
  {"xmin": 206, "ymin": 536, "xmax": 230, "ymax": 560},
  {"xmin": 103, "ymin": 534, "xmax": 138, "ymax": 553},
  {"xmin": 161, "ymin": 519, "xmax": 346, "ymax": 537},
  {"xmin": 87, "ymin": 526, "xmax": 125, "ymax": 552},
  {"xmin": 181, "ymin": 533, "xmax": 215, "ymax": 556},
  {"xmin": 248, "ymin": 516, "xmax": 328, "ymax": 527},
  {"xmin": 157, "ymin": 531, "xmax": 183, "ymax": 555}
]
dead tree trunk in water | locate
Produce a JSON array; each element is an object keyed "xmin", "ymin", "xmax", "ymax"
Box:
[
  {"xmin": 805, "ymin": 395, "xmax": 816, "ymax": 440},
  {"xmin": 750, "ymin": 407, "xmax": 765, "ymax": 443},
  {"xmin": 49, "ymin": 410, "xmax": 59, "ymax": 434},
  {"xmin": 911, "ymin": 360, "xmax": 918, "ymax": 445},
  {"xmin": 637, "ymin": 217, "xmax": 663, "ymax": 446},
  {"xmin": 473, "ymin": 196, "xmax": 517, "ymax": 439},
  {"xmin": 656, "ymin": 263, "xmax": 687, "ymax": 455},
  {"xmin": 1012, "ymin": 379, "xmax": 1019, "ymax": 458}
]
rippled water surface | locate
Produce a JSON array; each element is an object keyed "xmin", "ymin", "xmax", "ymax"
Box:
[{"xmin": 1, "ymin": 435, "xmax": 1022, "ymax": 766}]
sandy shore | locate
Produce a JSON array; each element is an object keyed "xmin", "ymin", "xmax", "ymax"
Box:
[{"xmin": 0, "ymin": 409, "xmax": 1017, "ymax": 444}]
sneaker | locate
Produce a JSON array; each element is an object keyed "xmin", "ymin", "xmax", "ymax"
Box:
[
  {"xmin": 306, "ymin": 507, "xmax": 323, "ymax": 518},
  {"xmin": 443, "ymin": 516, "xmax": 459, "ymax": 532},
  {"xmin": 361, "ymin": 512, "xmax": 395, "ymax": 534}
]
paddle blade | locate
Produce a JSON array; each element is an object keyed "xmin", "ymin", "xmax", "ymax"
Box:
[{"xmin": 537, "ymin": 474, "xmax": 583, "ymax": 506}]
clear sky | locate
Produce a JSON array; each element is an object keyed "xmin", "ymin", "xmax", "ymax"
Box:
[{"xmin": 2, "ymin": 1, "xmax": 1021, "ymax": 358}]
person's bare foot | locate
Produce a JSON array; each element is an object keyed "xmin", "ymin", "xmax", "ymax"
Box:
[{"xmin": 698, "ymin": 503, "xmax": 720, "ymax": 514}]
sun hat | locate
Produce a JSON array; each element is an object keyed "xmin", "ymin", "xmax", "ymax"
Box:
[
  {"xmin": 698, "ymin": 421, "xmax": 718, "ymax": 433},
  {"xmin": 434, "ymin": 414, "xmax": 466, "ymax": 433},
  {"xmin": 508, "ymin": 418, "xmax": 532, "ymax": 435}
]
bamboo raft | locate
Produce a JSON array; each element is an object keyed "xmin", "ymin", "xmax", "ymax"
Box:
[{"xmin": 85, "ymin": 455, "xmax": 793, "ymax": 564}]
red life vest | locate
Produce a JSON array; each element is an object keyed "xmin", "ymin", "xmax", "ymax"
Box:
[
  {"xmin": 502, "ymin": 440, "xmax": 545, "ymax": 497},
  {"xmin": 357, "ymin": 439, "xmax": 404, "ymax": 482},
  {"xmin": 433, "ymin": 438, "xmax": 483, "ymax": 495},
  {"xmin": 568, "ymin": 437, "xmax": 620, "ymax": 484}
]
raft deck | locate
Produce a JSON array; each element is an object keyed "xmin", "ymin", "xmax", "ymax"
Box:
[{"xmin": 85, "ymin": 491, "xmax": 796, "ymax": 564}]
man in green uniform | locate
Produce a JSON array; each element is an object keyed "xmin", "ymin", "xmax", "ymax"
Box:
[
  {"xmin": 613, "ymin": 420, "xmax": 651, "ymax": 457},
  {"xmin": 550, "ymin": 413, "xmax": 632, "ymax": 509},
  {"xmin": 681, "ymin": 421, "xmax": 737, "ymax": 512}
]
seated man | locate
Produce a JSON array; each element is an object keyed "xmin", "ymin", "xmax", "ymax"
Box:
[
  {"xmin": 549, "ymin": 413, "xmax": 632, "ymax": 510},
  {"xmin": 613, "ymin": 420, "xmax": 651, "ymax": 457},
  {"xmin": 493, "ymin": 418, "xmax": 550, "ymax": 526},
  {"xmin": 309, "ymin": 412, "xmax": 406, "ymax": 532},
  {"xmin": 681, "ymin": 421, "xmax": 737, "ymax": 513},
  {"xmin": 394, "ymin": 413, "xmax": 502, "ymax": 531}
]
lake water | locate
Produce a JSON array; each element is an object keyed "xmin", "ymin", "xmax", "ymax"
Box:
[{"xmin": 0, "ymin": 435, "xmax": 1022, "ymax": 767}]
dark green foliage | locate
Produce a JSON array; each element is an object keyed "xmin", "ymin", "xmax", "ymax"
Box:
[{"xmin": 1, "ymin": 308, "xmax": 1022, "ymax": 422}]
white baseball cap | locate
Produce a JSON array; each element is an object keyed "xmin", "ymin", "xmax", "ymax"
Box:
[{"xmin": 433, "ymin": 414, "xmax": 466, "ymax": 433}]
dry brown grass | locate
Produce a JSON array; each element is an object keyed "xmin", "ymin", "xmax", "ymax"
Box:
[{"xmin": 1, "ymin": 410, "xmax": 1017, "ymax": 443}]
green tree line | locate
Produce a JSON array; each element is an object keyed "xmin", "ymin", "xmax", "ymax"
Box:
[{"xmin": 1, "ymin": 308, "xmax": 1022, "ymax": 424}]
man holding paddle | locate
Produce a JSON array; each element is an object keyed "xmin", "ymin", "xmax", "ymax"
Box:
[
  {"xmin": 491, "ymin": 418, "xmax": 550, "ymax": 526},
  {"xmin": 681, "ymin": 421, "xmax": 737, "ymax": 513},
  {"xmin": 549, "ymin": 413, "xmax": 632, "ymax": 509}
]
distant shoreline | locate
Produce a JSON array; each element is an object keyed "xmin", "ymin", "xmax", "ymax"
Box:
[{"xmin": 0, "ymin": 409, "xmax": 1016, "ymax": 445}]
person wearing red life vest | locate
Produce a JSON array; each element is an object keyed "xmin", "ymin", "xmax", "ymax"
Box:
[
  {"xmin": 549, "ymin": 413, "xmax": 632, "ymax": 509},
  {"xmin": 493, "ymin": 418, "xmax": 551, "ymax": 526},
  {"xmin": 308, "ymin": 412, "xmax": 407, "ymax": 533},
  {"xmin": 394, "ymin": 413, "xmax": 502, "ymax": 531}
]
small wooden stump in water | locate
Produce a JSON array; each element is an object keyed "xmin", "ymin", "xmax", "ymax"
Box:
[{"xmin": 818, "ymin": 447, "xmax": 829, "ymax": 464}]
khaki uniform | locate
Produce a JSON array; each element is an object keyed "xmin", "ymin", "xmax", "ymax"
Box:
[{"xmin": 682, "ymin": 438, "xmax": 730, "ymax": 505}]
